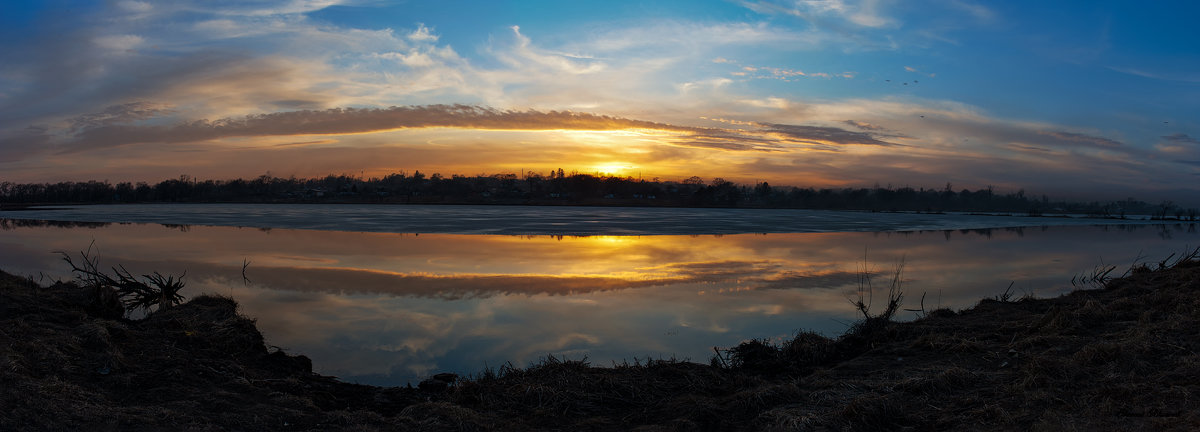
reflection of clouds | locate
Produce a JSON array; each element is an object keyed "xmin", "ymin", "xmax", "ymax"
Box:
[
  {"xmin": 210, "ymin": 280, "xmax": 474, "ymax": 384},
  {"xmin": 0, "ymin": 218, "xmax": 112, "ymax": 230},
  {"xmin": 642, "ymin": 260, "xmax": 780, "ymax": 279},
  {"xmin": 758, "ymin": 270, "xmax": 864, "ymax": 290},
  {"xmin": 228, "ymin": 259, "xmax": 868, "ymax": 300},
  {"xmin": 257, "ymin": 254, "xmax": 339, "ymax": 265},
  {"xmin": 246, "ymin": 266, "xmax": 685, "ymax": 299},
  {"xmin": 734, "ymin": 304, "xmax": 785, "ymax": 315},
  {"xmin": 644, "ymin": 260, "xmax": 864, "ymax": 291}
]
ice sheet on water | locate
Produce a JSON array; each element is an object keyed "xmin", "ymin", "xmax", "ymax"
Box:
[{"xmin": 0, "ymin": 203, "xmax": 1156, "ymax": 235}]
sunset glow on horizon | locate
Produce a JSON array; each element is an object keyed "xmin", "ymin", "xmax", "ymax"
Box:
[{"xmin": 2, "ymin": 1, "xmax": 1198, "ymax": 203}]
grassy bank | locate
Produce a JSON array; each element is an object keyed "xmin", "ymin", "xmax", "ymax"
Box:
[{"xmin": 2, "ymin": 256, "xmax": 1199, "ymax": 430}]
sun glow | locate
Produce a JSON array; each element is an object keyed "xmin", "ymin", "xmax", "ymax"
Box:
[{"xmin": 590, "ymin": 163, "xmax": 637, "ymax": 176}]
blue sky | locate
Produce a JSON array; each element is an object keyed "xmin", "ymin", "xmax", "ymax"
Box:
[{"xmin": 1, "ymin": 0, "xmax": 1198, "ymax": 203}]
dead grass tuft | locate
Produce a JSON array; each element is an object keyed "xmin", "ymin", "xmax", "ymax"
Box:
[{"xmin": 839, "ymin": 394, "xmax": 912, "ymax": 431}]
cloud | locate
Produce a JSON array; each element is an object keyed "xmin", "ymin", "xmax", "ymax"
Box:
[
  {"xmin": 0, "ymin": 31, "xmax": 344, "ymax": 130},
  {"xmin": 739, "ymin": 97, "xmax": 795, "ymax": 110},
  {"xmin": 685, "ymin": 115, "xmax": 902, "ymax": 151},
  {"xmin": 0, "ymin": 127, "xmax": 53, "ymax": 163},
  {"xmin": 68, "ymin": 102, "xmax": 174, "ymax": 132},
  {"xmin": 407, "ymin": 23, "xmax": 438, "ymax": 42},
  {"xmin": 690, "ymin": 96, "xmax": 1200, "ymax": 199},
  {"xmin": 748, "ymin": 0, "xmax": 897, "ymax": 29},
  {"xmin": 1107, "ymin": 66, "xmax": 1200, "ymax": 84},
  {"xmin": 755, "ymin": 122, "xmax": 901, "ymax": 147},
  {"xmin": 739, "ymin": 0, "xmax": 1004, "ymax": 50},
  {"xmin": 1162, "ymin": 134, "xmax": 1200, "ymax": 145},
  {"xmin": 0, "ymin": 2, "xmax": 894, "ymax": 150},
  {"xmin": 1037, "ymin": 131, "xmax": 1123, "ymax": 149},
  {"xmin": 93, "ymin": 34, "xmax": 145, "ymax": 52},
  {"xmin": 498, "ymin": 26, "xmax": 606, "ymax": 75},
  {"xmin": 842, "ymin": 120, "xmax": 886, "ymax": 131},
  {"xmin": 946, "ymin": 0, "xmax": 995, "ymax": 21},
  {"xmin": 579, "ymin": 20, "xmax": 820, "ymax": 53},
  {"xmin": 0, "ymin": 2, "xmax": 464, "ymax": 134},
  {"xmin": 60, "ymin": 105, "xmax": 683, "ymax": 152},
  {"xmin": 118, "ymin": 0, "xmax": 153, "ymax": 13},
  {"xmin": 471, "ymin": 19, "xmax": 834, "ymax": 113},
  {"xmin": 2, "ymin": 0, "xmax": 1196, "ymax": 203},
  {"xmin": 57, "ymin": 103, "xmax": 901, "ymax": 156},
  {"xmin": 1157, "ymin": 134, "xmax": 1200, "ymax": 163},
  {"xmin": 678, "ymin": 78, "xmax": 734, "ymax": 94},
  {"xmin": 200, "ymin": 0, "xmax": 358, "ymax": 17},
  {"xmin": 844, "ymin": 0, "xmax": 895, "ymax": 28},
  {"xmin": 712, "ymin": 58, "xmax": 855, "ymax": 82}
]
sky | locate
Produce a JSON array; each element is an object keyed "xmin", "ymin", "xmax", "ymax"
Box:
[{"xmin": 1, "ymin": 0, "xmax": 1198, "ymax": 203}]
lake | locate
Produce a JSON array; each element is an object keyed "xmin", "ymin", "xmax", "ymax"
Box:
[{"xmin": 1, "ymin": 204, "xmax": 1196, "ymax": 386}]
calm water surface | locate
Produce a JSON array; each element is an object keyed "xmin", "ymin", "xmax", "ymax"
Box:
[{"xmin": 0, "ymin": 205, "xmax": 1195, "ymax": 386}]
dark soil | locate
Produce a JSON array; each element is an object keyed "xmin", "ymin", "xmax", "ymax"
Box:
[{"xmin": 2, "ymin": 258, "xmax": 1199, "ymax": 431}]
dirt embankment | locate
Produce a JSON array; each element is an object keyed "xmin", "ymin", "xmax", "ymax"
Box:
[{"xmin": 2, "ymin": 258, "xmax": 1199, "ymax": 431}]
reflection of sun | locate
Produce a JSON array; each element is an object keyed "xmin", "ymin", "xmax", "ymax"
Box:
[{"xmin": 589, "ymin": 235, "xmax": 637, "ymax": 244}]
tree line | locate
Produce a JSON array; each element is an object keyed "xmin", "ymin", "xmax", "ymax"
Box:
[{"xmin": 1, "ymin": 170, "xmax": 1196, "ymax": 219}]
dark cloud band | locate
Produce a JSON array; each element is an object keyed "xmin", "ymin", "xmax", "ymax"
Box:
[{"xmin": 59, "ymin": 104, "xmax": 897, "ymax": 154}]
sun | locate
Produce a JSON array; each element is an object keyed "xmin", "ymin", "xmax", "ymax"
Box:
[{"xmin": 591, "ymin": 163, "xmax": 636, "ymax": 176}]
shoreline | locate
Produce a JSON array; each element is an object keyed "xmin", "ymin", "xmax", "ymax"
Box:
[
  {"xmin": 0, "ymin": 199, "xmax": 1172, "ymax": 220},
  {"xmin": 3, "ymin": 256, "xmax": 1200, "ymax": 430},
  {"xmin": 1, "ymin": 204, "xmax": 1184, "ymax": 239}
]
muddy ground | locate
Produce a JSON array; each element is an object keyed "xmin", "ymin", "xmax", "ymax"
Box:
[{"xmin": 2, "ymin": 257, "xmax": 1198, "ymax": 431}]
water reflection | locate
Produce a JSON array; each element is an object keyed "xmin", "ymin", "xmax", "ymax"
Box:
[{"xmin": 1, "ymin": 219, "xmax": 1197, "ymax": 386}]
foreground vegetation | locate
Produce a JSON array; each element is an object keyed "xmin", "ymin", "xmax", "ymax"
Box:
[
  {"xmin": 4, "ymin": 171, "xmax": 1197, "ymax": 218},
  {"xmin": 2, "ymin": 253, "xmax": 1200, "ymax": 430}
]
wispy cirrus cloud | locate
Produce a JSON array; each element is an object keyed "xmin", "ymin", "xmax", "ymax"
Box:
[
  {"xmin": 1036, "ymin": 131, "xmax": 1124, "ymax": 149},
  {"xmin": 738, "ymin": 0, "xmax": 1000, "ymax": 50},
  {"xmin": 742, "ymin": 0, "xmax": 897, "ymax": 29},
  {"xmin": 717, "ymin": 58, "xmax": 855, "ymax": 81},
  {"xmin": 1157, "ymin": 134, "xmax": 1200, "ymax": 166},
  {"xmin": 1107, "ymin": 66, "xmax": 1200, "ymax": 84},
  {"xmin": 1162, "ymin": 134, "xmax": 1200, "ymax": 145}
]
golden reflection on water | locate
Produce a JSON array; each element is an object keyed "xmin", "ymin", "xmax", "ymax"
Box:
[{"xmin": 1, "ymin": 220, "xmax": 1197, "ymax": 386}]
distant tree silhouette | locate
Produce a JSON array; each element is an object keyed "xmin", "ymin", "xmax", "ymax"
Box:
[{"xmin": 0, "ymin": 170, "xmax": 1193, "ymax": 218}]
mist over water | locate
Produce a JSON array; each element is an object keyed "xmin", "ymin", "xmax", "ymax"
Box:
[{"xmin": 1, "ymin": 205, "xmax": 1195, "ymax": 386}]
